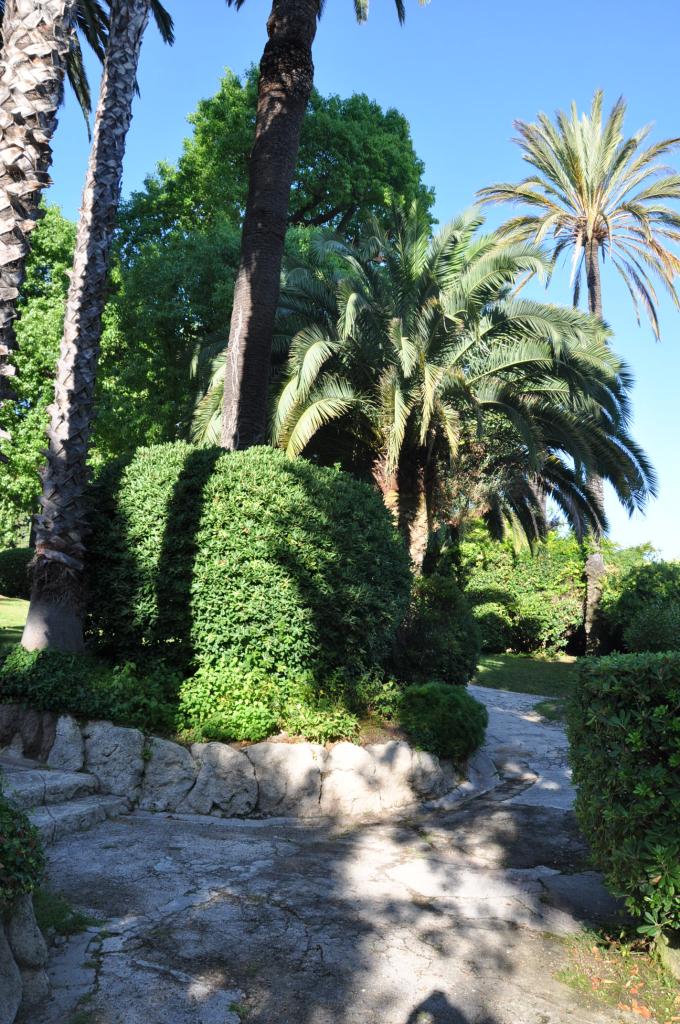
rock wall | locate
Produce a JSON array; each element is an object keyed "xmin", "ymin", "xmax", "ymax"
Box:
[
  {"xmin": 0, "ymin": 893, "xmax": 49, "ymax": 1024},
  {"xmin": 0, "ymin": 704, "xmax": 497, "ymax": 821}
]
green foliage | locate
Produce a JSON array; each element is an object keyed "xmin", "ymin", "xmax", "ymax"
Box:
[
  {"xmin": 393, "ymin": 574, "xmax": 480, "ymax": 685},
  {"xmin": 0, "ymin": 207, "xmax": 75, "ymax": 545},
  {"xmin": 0, "ymin": 785, "xmax": 45, "ymax": 907},
  {"xmin": 461, "ymin": 523, "xmax": 585, "ymax": 655},
  {"xmin": 399, "ymin": 683, "xmax": 488, "ymax": 762},
  {"xmin": 87, "ymin": 443, "xmax": 411, "ymax": 688},
  {"xmin": 0, "ymin": 548, "xmax": 31, "ymax": 599},
  {"xmin": 568, "ymin": 653, "xmax": 680, "ymax": 938},
  {"xmin": 601, "ymin": 560, "xmax": 680, "ymax": 653},
  {"xmin": 0, "ymin": 647, "xmax": 177, "ymax": 734}
]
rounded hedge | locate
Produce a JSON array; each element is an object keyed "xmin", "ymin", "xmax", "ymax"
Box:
[
  {"xmin": 0, "ymin": 547, "xmax": 31, "ymax": 600},
  {"xmin": 86, "ymin": 443, "xmax": 411, "ymax": 684},
  {"xmin": 601, "ymin": 561, "xmax": 680, "ymax": 653},
  {"xmin": 399, "ymin": 682, "xmax": 488, "ymax": 762},
  {"xmin": 392, "ymin": 575, "xmax": 480, "ymax": 685}
]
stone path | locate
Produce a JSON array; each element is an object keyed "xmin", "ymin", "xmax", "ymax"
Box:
[{"xmin": 30, "ymin": 687, "xmax": 634, "ymax": 1024}]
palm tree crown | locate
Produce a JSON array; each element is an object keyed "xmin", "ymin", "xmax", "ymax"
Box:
[{"xmin": 478, "ymin": 90, "xmax": 680, "ymax": 337}]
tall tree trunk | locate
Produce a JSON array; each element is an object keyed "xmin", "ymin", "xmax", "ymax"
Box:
[
  {"xmin": 373, "ymin": 452, "xmax": 431, "ymax": 571},
  {"xmin": 583, "ymin": 234, "xmax": 606, "ymax": 653},
  {"xmin": 221, "ymin": 0, "xmax": 319, "ymax": 450},
  {"xmin": 22, "ymin": 0, "xmax": 149, "ymax": 653},
  {"xmin": 0, "ymin": 0, "xmax": 72, "ymax": 460}
]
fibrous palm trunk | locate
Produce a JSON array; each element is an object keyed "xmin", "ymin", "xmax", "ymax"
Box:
[
  {"xmin": 221, "ymin": 0, "xmax": 319, "ymax": 450},
  {"xmin": 583, "ymin": 235, "xmax": 606, "ymax": 653},
  {"xmin": 0, "ymin": 0, "xmax": 72, "ymax": 459},
  {"xmin": 373, "ymin": 451, "xmax": 432, "ymax": 571},
  {"xmin": 22, "ymin": 0, "xmax": 150, "ymax": 652}
]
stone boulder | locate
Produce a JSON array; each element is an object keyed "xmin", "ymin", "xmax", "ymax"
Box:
[
  {"xmin": 46, "ymin": 715, "xmax": 84, "ymax": 772},
  {"xmin": 246, "ymin": 742, "xmax": 325, "ymax": 817},
  {"xmin": 409, "ymin": 749, "xmax": 452, "ymax": 798},
  {"xmin": 139, "ymin": 738, "xmax": 197, "ymax": 812},
  {"xmin": 366, "ymin": 741, "xmax": 416, "ymax": 810},
  {"xmin": 320, "ymin": 742, "xmax": 382, "ymax": 817},
  {"xmin": 178, "ymin": 743, "xmax": 257, "ymax": 817},
  {"xmin": 0, "ymin": 925, "xmax": 21, "ymax": 1024},
  {"xmin": 5, "ymin": 894, "xmax": 48, "ymax": 970},
  {"xmin": 83, "ymin": 722, "xmax": 144, "ymax": 799}
]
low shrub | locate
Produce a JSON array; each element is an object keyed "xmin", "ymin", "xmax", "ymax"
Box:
[
  {"xmin": 177, "ymin": 661, "xmax": 359, "ymax": 744},
  {"xmin": 0, "ymin": 547, "xmax": 31, "ymax": 600},
  {"xmin": 472, "ymin": 601, "xmax": 513, "ymax": 653},
  {"xmin": 601, "ymin": 561, "xmax": 680, "ymax": 653},
  {"xmin": 393, "ymin": 575, "xmax": 480, "ymax": 685},
  {"xmin": 568, "ymin": 653, "xmax": 680, "ymax": 938},
  {"xmin": 0, "ymin": 787, "xmax": 45, "ymax": 907},
  {"xmin": 87, "ymin": 443, "xmax": 411, "ymax": 686},
  {"xmin": 399, "ymin": 682, "xmax": 488, "ymax": 762},
  {"xmin": 0, "ymin": 646, "xmax": 177, "ymax": 734}
]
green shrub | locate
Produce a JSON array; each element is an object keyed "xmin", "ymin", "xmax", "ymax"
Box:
[
  {"xmin": 0, "ymin": 646, "xmax": 177, "ymax": 733},
  {"xmin": 601, "ymin": 561, "xmax": 680, "ymax": 653},
  {"xmin": 0, "ymin": 788, "xmax": 45, "ymax": 907},
  {"xmin": 177, "ymin": 660, "xmax": 359, "ymax": 744},
  {"xmin": 393, "ymin": 575, "xmax": 480, "ymax": 685},
  {"xmin": 461, "ymin": 523, "xmax": 584, "ymax": 655},
  {"xmin": 473, "ymin": 601, "xmax": 513, "ymax": 652},
  {"xmin": 86, "ymin": 443, "xmax": 411, "ymax": 685},
  {"xmin": 399, "ymin": 682, "xmax": 488, "ymax": 762},
  {"xmin": 0, "ymin": 547, "xmax": 31, "ymax": 600},
  {"xmin": 568, "ymin": 653, "xmax": 680, "ymax": 938}
]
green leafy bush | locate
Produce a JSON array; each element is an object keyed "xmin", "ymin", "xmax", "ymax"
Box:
[
  {"xmin": 461, "ymin": 523, "xmax": 584, "ymax": 655},
  {"xmin": 177, "ymin": 660, "xmax": 359, "ymax": 744},
  {"xmin": 568, "ymin": 653, "xmax": 680, "ymax": 938},
  {"xmin": 0, "ymin": 647, "xmax": 177, "ymax": 733},
  {"xmin": 399, "ymin": 682, "xmax": 488, "ymax": 762},
  {"xmin": 0, "ymin": 788, "xmax": 45, "ymax": 907},
  {"xmin": 601, "ymin": 561, "xmax": 680, "ymax": 653},
  {"xmin": 87, "ymin": 443, "xmax": 411, "ymax": 686},
  {"xmin": 0, "ymin": 547, "xmax": 31, "ymax": 600},
  {"xmin": 393, "ymin": 575, "xmax": 480, "ymax": 685}
]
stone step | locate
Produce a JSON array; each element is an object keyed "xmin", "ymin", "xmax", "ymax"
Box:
[
  {"xmin": 28, "ymin": 795, "xmax": 130, "ymax": 844},
  {"xmin": 1, "ymin": 766, "xmax": 99, "ymax": 810}
]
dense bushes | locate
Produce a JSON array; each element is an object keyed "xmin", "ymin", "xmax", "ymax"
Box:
[
  {"xmin": 0, "ymin": 785, "xmax": 45, "ymax": 907},
  {"xmin": 86, "ymin": 443, "xmax": 411, "ymax": 684},
  {"xmin": 460, "ymin": 524, "xmax": 584, "ymax": 655},
  {"xmin": 392, "ymin": 575, "xmax": 480, "ymax": 685},
  {"xmin": 399, "ymin": 683, "xmax": 488, "ymax": 761},
  {"xmin": 600, "ymin": 561, "xmax": 680, "ymax": 653},
  {"xmin": 0, "ymin": 647, "xmax": 177, "ymax": 733},
  {"xmin": 568, "ymin": 653, "xmax": 680, "ymax": 938},
  {"xmin": 0, "ymin": 547, "xmax": 31, "ymax": 599}
]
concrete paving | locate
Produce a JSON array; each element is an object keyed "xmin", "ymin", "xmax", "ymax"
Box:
[{"xmin": 30, "ymin": 687, "xmax": 634, "ymax": 1024}]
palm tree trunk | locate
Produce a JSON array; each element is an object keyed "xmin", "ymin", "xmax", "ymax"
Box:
[
  {"xmin": 584, "ymin": 235, "xmax": 606, "ymax": 653},
  {"xmin": 221, "ymin": 0, "xmax": 319, "ymax": 450},
  {"xmin": 22, "ymin": 0, "xmax": 150, "ymax": 653},
  {"xmin": 373, "ymin": 453, "xmax": 431, "ymax": 571},
  {"xmin": 0, "ymin": 0, "xmax": 72, "ymax": 459}
]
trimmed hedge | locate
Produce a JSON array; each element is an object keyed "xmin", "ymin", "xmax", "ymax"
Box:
[
  {"xmin": 392, "ymin": 575, "xmax": 480, "ymax": 685},
  {"xmin": 86, "ymin": 443, "xmax": 411, "ymax": 684},
  {"xmin": 399, "ymin": 682, "xmax": 488, "ymax": 762},
  {"xmin": 0, "ymin": 786, "xmax": 45, "ymax": 907},
  {"xmin": 568, "ymin": 653, "xmax": 680, "ymax": 938},
  {"xmin": 0, "ymin": 547, "xmax": 31, "ymax": 600}
]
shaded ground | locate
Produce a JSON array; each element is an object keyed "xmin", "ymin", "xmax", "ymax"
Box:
[
  {"xmin": 28, "ymin": 686, "xmax": 637, "ymax": 1024},
  {"xmin": 0, "ymin": 596, "xmax": 27, "ymax": 659}
]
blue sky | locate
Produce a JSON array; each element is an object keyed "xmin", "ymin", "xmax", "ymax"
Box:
[{"xmin": 46, "ymin": 0, "xmax": 680, "ymax": 556}]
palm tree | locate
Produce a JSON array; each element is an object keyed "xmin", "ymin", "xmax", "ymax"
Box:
[
  {"xmin": 220, "ymin": 0, "xmax": 428, "ymax": 450},
  {"xmin": 478, "ymin": 91, "xmax": 680, "ymax": 647},
  {"xmin": 269, "ymin": 205, "xmax": 654, "ymax": 565},
  {"xmin": 21, "ymin": 0, "xmax": 164, "ymax": 652},
  {"xmin": 0, "ymin": 0, "xmax": 172, "ymax": 460}
]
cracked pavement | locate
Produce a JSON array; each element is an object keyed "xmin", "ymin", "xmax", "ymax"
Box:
[{"xmin": 29, "ymin": 687, "xmax": 635, "ymax": 1024}]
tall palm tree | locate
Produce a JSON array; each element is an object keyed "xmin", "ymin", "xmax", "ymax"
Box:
[
  {"xmin": 220, "ymin": 0, "xmax": 427, "ymax": 451},
  {"xmin": 478, "ymin": 91, "xmax": 680, "ymax": 648},
  {"xmin": 268, "ymin": 205, "xmax": 654, "ymax": 565},
  {"xmin": 0, "ymin": 0, "xmax": 172, "ymax": 460},
  {"xmin": 21, "ymin": 0, "xmax": 162, "ymax": 652}
]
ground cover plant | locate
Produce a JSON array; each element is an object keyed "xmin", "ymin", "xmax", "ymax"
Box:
[
  {"xmin": 568, "ymin": 653, "xmax": 680, "ymax": 940},
  {"xmin": 0, "ymin": 776, "xmax": 45, "ymax": 908}
]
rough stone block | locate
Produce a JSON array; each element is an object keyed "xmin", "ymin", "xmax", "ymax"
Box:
[
  {"xmin": 246, "ymin": 742, "xmax": 325, "ymax": 817},
  {"xmin": 5, "ymin": 894, "xmax": 48, "ymax": 970},
  {"xmin": 320, "ymin": 742, "xmax": 382, "ymax": 817},
  {"xmin": 139, "ymin": 738, "xmax": 197, "ymax": 812},
  {"xmin": 366, "ymin": 740, "xmax": 416, "ymax": 810},
  {"xmin": 46, "ymin": 715, "xmax": 84, "ymax": 772},
  {"xmin": 178, "ymin": 743, "xmax": 257, "ymax": 817},
  {"xmin": 0, "ymin": 924, "xmax": 21, "ymax": 1024},
  {"xmin": 83, "ymin": 721, "xmax": 144, "ymax": 799}
]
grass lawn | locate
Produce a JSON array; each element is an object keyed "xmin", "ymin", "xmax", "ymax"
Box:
[
  {"xmin": 474, "ymin": 652, "xmax": 579, "ymax": 708},
  {"xmin": 0, "ymin": 596, "xmax": 28, "ymax": 659}
]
